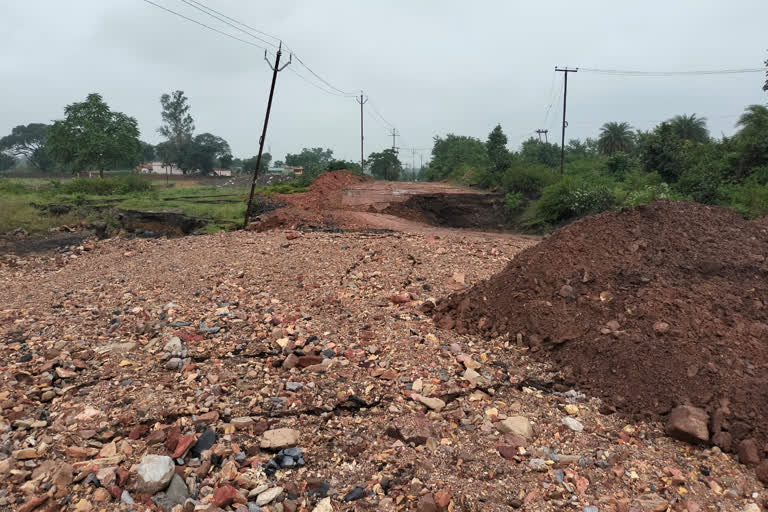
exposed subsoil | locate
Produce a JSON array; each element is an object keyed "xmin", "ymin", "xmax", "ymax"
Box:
[
  {"xmin": 432, "ymin": 201, "xmax": 768, "ymax": 459},
  {"xmin": 252, "ymin": 170, "xmax": 514, "ymax": 237}
]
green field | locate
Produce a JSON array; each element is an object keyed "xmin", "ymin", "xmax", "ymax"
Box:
[{"xmin": 0, "ymin": 175, "xmax": 306, "ymax": 234}]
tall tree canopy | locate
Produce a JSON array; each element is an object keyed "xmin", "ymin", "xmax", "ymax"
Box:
[
  {"xmin": 0, "ymin": 153, "xmax": 16, "ymax": 171},
  {"xmin": 426, "ymin": 134, "xmax": 488, "ymax": 181},
  {"xmin": 598, "ymin": 122, "xmax": 635, "ymax": 155},
  {"xmin": 668, "ymin": 114, "xmax": 709, "ymax": 143},
  {"xmin": 0, "ymin": 123, "xmax": 53, "ymax": 171},
  {"xmin": 243, "ymin": 153, "xmax": 272, "ymax": 174},
  {"xmin": 734, "ymin": 104, "xmax": 768, "ymax": 173},
  {"xmin": 285, "ymin": 147, "xmax": 334, "ymax": 175},
  {"xmin": 178, "ymin": 133, "xmax": 231, "ymax": 175},
  {"xmin": 368, "ymin": 149, "xmax": 402, "ymax": 181},
  {"xmin": 520, "ymin": 138, "xmax": 560, "ymax": 167},
  {"xmin": 486, "ymin": 124, "xmax": 511, "ymax": 182},
  {"xmin": 47, "ymin": 93, "xmax": 141, "ymax": 178},
  {"xmin": 158, "ymin": 90, "xmax": 195, "ymax": 167}
]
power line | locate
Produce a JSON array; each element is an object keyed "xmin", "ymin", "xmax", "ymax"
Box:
[
  {"xmin": 367, "ymin": 99, "xmax": 395, "ymax": 128},
  {"xmin": 142, "ymin": 0, "xmax": 272, "ymax": 51},
  {"xmin": 183, "ymin": 0, "xmax": 282, "ymax": 43},
  {"xmin": 177, "ymin": 0, "xmax": 280, "ymax": 49},
  {"xmin": 580, "ymin": 67, "xmax": 763, "ymax": 76},
  {"xmin": 179, "ymin": 0, "xmax": 355, "ymax": 97}
]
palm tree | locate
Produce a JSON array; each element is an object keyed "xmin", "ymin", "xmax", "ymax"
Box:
[
  {"xmin": 668, "ymin": 113, "xmax": 709, "ymax": 142},
  {"xmin": 598, "ymin": 122, "xmax": 635, "ymax": 155},
  {"xmin": 736, "ymin": 104, "xmax": 768, "ymax": 137}
]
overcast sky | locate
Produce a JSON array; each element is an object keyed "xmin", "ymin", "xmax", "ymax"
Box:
[{"xmin": 2, "ymin": 0, "xmax": 767, "ymax": 165}]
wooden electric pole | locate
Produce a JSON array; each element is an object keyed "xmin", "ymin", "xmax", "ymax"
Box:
[
  {"xmin": 355, "ymin": 92, "xmax": 368, "ymax": 173},
  {"xmin": 243, "ymin": 43, "xmax": 292, "ymax": 229},
  {"xmin": 555, "ymin": 66, "xmax": 578, "ymax": 175}
]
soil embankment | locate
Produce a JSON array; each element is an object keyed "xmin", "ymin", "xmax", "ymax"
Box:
[{"xmin": 433, "ymin": 200, "xmax": 768, "ymax": 458}]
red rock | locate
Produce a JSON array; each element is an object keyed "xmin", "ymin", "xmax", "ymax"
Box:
[
  {"xmin": 286, "ymin": 233, "xmax": 300, "ymax": 240},
  {"xmin": 496, "ymin": 445, "xmax": 518, "ymax": 460},
  {"xmin": 173, "ymin": 434, "xmax": 197, "ymax": 458},
  {"xmin": 165, "ymin": 425, "xmax": 181, "ymax": 452},
  {"xmin": 194, "ymin": 411, "xmax": 219, "ymax": 425},
  {"xmin": 282, "ymin": 353, "xmax": 299, "ymax": 369},
  {"xmin": 108, "ymin": 485, "xmax": 122, "ymax": 500},
  {"xmin": 434, "ymin": 490, "xmax": 451, "ymax": 510},
  {"xmin": 712, "ymin": 431, "xmax": 732, "ymax": 452},
  {"xmin": 738, "ymin": 438, "xmax": 761, "ymax": 466},
  {"xmin": 146, "ymin": 429, "xmax": 167, "ymax": 445},
  {"xmin": 756, "ymin": 460, "xmax": 768, "ymax": 483},
  {"xmin": 653, "ymin": 321, "xmax": 670, "ymax": 334},
  {"xmin": 128, "ymin": 424, "xmax": 149, "ymax": 440},
  {"xmin": 297, "ymin": 355, "xmax": 323, "ymax": 368},
  {"xmin": 417, "ymin": 494, "xmax": 438, "ymax": 512},
  {"xmin": 116, "ymin": 468, "xmax": 131, "ymax": 486},
  {"xmin": 389, "ymin": 294, "xmax": 411, "ymax": 304},
  {"xmin": 665, "ymin": 406, "xmax": 709, "ymax": 444},
  {"xmin": 212, "ymin": 485, "xmax": 241, "ymax": 508},
  {"xmin": 19, "ymin": 495, "xmax": 48, "ymax": 512},
  {"xmin": 66, "ymin": 446, "xmax": 88, "ymax": 459}
]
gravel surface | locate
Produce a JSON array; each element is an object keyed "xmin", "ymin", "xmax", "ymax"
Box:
[{"xmin": 0, "ymin": 228, "xmax": 765, "ymax": 511}]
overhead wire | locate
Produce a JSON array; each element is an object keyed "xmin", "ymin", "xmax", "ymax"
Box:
[
  {"xmin": 141, "ymin": 0, "xmax": 272, "ymax": 51},
  {"xmin": 366, "ymin": 99, "xmax": 395, "ymax": 129},
  {"xmin": 580, "ymin": 67, "xmax": 762, "ymax": 76},
  {"xmin": 177, "ymin": 0, "xmax": 280, "ymax": 49}
]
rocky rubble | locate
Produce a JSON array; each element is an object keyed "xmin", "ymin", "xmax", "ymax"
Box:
[{"xmin": 0, "ymin": 227, "xmax": 766, "ymax": 511}]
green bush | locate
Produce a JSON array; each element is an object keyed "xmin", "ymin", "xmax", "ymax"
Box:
[
  {"xmin": 58, "ymin": 175, "xmax": 153, "ymax": 196},
  {"xmin": 504, "ymin": 192, "xmax": 522, "ymax": 215},
  {"xmin": 536, "ymin": 175, "xmax": 615, "ymax": 225},
  {"xmin": 0, "ymin": 179, "xmax": 30, "ymax": 195},
  {"xmin": 501, "ymin": 164, "xmax": 559, "ymax": 198},
  {"xmin": 676, "ymin": 164, "xmax": 725, "ymax": 204},
  {"xmin": 719, "ymin": 182, "xmax": 768, "ymax": 218}
]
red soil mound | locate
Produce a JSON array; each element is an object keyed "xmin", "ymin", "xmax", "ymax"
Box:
[
  {"xmin": 282, "ymin": 170, "xmax": 367, "ymax": 211},
  {"xmin": 432, "ymin": 201, "xmax": 768, "ymax": 454}
]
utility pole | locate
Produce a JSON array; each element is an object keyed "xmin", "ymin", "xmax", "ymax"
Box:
[
  {"xmin": 355, "ymin": 91, "xmax": 367, "ymax": 173},
  {"xmin": 389, "ymin": 128, "xmax": 399, "ymax": 153},
  {"xmin": 555, "ymin": 66, "xmax": 578, "ymax": 175},
  {"xmin": 243, "ymin": 43, "xmax": 292, "ymax": 229},
  {"xmin": 535, "ymin": 129, "xmax": 549, "ymax": 143}
]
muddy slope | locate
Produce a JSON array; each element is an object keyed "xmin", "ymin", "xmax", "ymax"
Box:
[{"xmin": 432, "ymin": 201, "xmax": 768, "ymax": 452}]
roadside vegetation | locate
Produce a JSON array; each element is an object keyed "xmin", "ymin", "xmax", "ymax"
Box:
[
  {"xmin": 0, "ymin": 176, "xmax": 306, "ymax": 234},
  {"xmin": 424, "ymin": 104, "xmax": 768, "ymax": 232}
]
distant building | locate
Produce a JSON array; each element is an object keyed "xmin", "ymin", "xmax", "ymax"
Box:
[
  {"xmin": 138, "ymin": 162, "xmax": 184, "ymax": 175},
  {"xmin": 265, "ymin": 164, "xmax": 304, "ymax": 177},
  {"xmin": 212, "ymin": 168, "xmax": 233, "ymax": 177}
]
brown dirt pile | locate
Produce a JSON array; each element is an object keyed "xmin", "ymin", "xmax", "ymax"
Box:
[
  {"xmin": 281, "ymin": 169, "xmax": 367, "ymax": 211},
  {"xmin": 432, "ymin": 200, "xmax": 768, "ymax": 451}
]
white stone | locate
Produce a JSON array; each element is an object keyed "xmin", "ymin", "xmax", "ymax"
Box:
[
  {"xmin": 135, "ymin": 454, "xmax": 175, "ymax": 494},
  {"xmin": 497, "ymin": 416, "xmax": 533, "ymax": 439},
  {"xmin": 561, "ymin": 417, "xmax": 584, "ymax": 432},
  {"xmin": 260, "ymin": 428, "xmax": 300, "ymax": 450},
  {"xmin": 256, "ymin": 486, "xmax": 283, "ymax": 506}
]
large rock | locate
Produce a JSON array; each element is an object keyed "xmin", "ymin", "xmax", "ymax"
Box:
[
  {"xmin": 260, "ymin": 428, "xmax": 300, "ymax": 450},
  {"xmin": 135, "ymin": 455, "xmax": 175, "ymax": 494},
  {"xmin": 666, "ymin": 406, "xmax": 709, "ymax": 444},
  {"xmin": 738, "ymin": 438, "xmax": 761, "ymax": 466},
  {"xmin": 497, "ymin": 416, "xmax": 533, "ymax": 439}
]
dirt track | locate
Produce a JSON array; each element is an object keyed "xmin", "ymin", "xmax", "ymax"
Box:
[{"xmin": 255, "ymin": 172, "xmax": 525, "ymax": 239}]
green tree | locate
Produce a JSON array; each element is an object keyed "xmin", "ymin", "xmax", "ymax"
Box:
[
  {"xmin": 598, "ymin": 122, "xmax": 635, "ymax": 155},
  {"xmin": 668, "ymin": 114, "xmax": 709, "ymax": 143},
  {"xmin": 327, "ymin": 159, "xmax": 362, "ymax": 173},
  {"xmin": 0, "ymin": 153, "xmax": 16, "ymax": 171},
  {"xmin": 219, "ymin": 153, "xmax": 233, "ymax": 169},
  {"xmin": 368, "ymin": 149, "xmax": 402, "ymax": 181},
  {"xmin": 285, "ymin": 147, "xmax": 334, "ymax": 176},
  {"xmin": 426, "ymin": 134, "xmax": 488, "ymax": 181},
  {"xmin": 638, "ymin": 122, "xmax": 685, "ymax": 182},
  {"xmin": 178, "ymin": 133, "xmax": 231, "ymax": 175},
  {"xmin": 733, "ymin": 105, "xmax": 768, "ymax": 177},
  {"xmin": 486, "ymin": 124, "xmax": 511, "ymax": 185},
  {"xmin": 243, "ymin": 153, "xmax": 272, "ymax": 174},
  {"xmin": 0, "ymin": 123, "xmax": 53, "ymax": 171},
  {"xmin": 520, "ymin": 138, "xmax": 560, "ymax": 167},
  {"xmin": 141, "ymin": 141, "xmax": 155, "ymax": 163},
  {"xmin": 47, "ymin": 93, "xmax": 141, "ymax": 178},
  {"xmin": 158, "ymin": 90, "xmax": 195, "ymax": 168}
]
